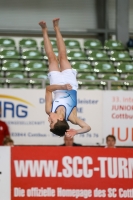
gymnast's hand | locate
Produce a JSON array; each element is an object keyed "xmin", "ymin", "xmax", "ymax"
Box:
[
  {"xmin": 63, "ymin": 84, "xmax": 72, "ymax": 90},
  {"xmin": 65, "ymin": 129, "xmax": 77, "ymax": 138}
]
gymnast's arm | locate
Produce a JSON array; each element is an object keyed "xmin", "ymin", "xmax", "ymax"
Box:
[
  {"xmin": 66, "ymin": 117, "xmax": 91, "ymax": 137},
  {"xmin": 45, "ymin": 84, "xmax": 72, "ymax": 115},
  {"xmin": 46, "ymin": 84, "xmax": 72, "ymax": 92}
]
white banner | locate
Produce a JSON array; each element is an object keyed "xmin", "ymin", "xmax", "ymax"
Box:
[
  {"xmin": 0, "ymin": 89, "xmax": 103, "ymax": 145},
  {"xmin": 0, "ymin": 147, "xmax": 10, "ymax": 200},
  {"xmin": 103, "ymin": 91, "xmax": 133, "ymax": 146}
]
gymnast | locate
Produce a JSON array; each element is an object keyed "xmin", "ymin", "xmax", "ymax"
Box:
[{"xmin": 39, "ymin": 18, "xmax": 91, "ymax": 138}]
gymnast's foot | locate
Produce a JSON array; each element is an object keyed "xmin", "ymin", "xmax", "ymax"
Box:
[
  {"xmin": 53, "ymin": 18, "xmax": 60, "ymax": 29},
  {"xmin": 39, "ymin": 21, "xmax": 47, "ymax": 29}
]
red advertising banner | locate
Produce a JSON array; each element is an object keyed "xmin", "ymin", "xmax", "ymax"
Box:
[{"xmin": 11, "ymin": 147, "xmax": 133, "ymax": 200}]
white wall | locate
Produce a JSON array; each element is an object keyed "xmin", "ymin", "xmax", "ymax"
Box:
[
  {"xmin": 0, "ymin": 0, "xmax": 97, "ymax": 32},
  {"xmin": 108, "ymin": 0, "xmax": 116, "ymax": 30},
  {"xmin": 0, "ymin": 0, "xmax": 132, "ymax": 35},
  {"xmin": 108, "ymin": 0, "xmax": 133, "ymax": 33},
  {"xmin": 129, "ymin": 0, "xmax": 133, "ymax": 33}
]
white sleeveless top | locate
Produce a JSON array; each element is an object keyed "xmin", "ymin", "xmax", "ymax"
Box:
[{"xmin": 51, "ymin": 90, "xmax": 77, "ymax": 121}]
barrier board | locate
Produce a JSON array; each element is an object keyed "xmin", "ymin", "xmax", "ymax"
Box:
[{"xmin": 11, "ymin": 147, "xmax": 133, "ymax": 200}]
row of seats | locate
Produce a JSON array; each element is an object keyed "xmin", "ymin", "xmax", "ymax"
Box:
[
  {"xmin": 0, "ymin": 78, "xmax": 46, "ymax": 89},
  {"xmin": 0, "ymin": 71, "xmax": 133, "ymax": 81},
  {"xmin": 0, "ymin": 38, "xmax": 128, "ymax": 51},
  {"xmin": 0, "ymin": 38, "xmax": 132, "ymax": 90},
  {"xmin": 0, "ymin": 78, "xmax": 132, "ymax": 90},
  {"xmin": 0, "ymin": 49, "xmax": 132, "ymax": 63},
  {"xmin": 0, "ymin": 60, "xmax": 133, "ymax": 76},
  {"xmin": 0, "ymin": 62, "xmax": 133, "ymax": 83}
]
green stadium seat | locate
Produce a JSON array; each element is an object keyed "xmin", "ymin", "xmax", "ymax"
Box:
[
  {"xmin": 21, "ymin": 50, "xmax": 43, "ymax": 60},
  {"xmin": 29, "ymin": 79, "xmax": 44, "ymax": 88},
  {"xmin": 126, "ymin": 82, "xmax": 133, "ymax": 90},
  {"xmin": 71, "ymin": 61, "xmax": 92, "ymax": 73},
  {"xmin": 77, "ymin": 74, "xmax": 96, "ymax": 80},
  {"xmin": 110, "ymin": 51, "xmax": 132, "ymax": 62},
  {"xmin": 64, "ymin": 39, "xmax": 81, "ymax": 50},
  {"xmin": 0, "ymin": 50, "xmax": 20, "ymax": 60},
  {"xmin": 94, "ymin": 62, "xmax": 115, "ymax": 74},
  {"xmin": 98, "ymin": 74, "xmax": 120, "ymax": 89},
  {"xmin": 6, "ymin": 79, "xmax": 28, "ymax": 84},
  {"xmin": 5, "ymin": 72, "xmax": 27, "ymax": 79},
  {"xmin": 100, "ymin": 74, "xmax": 121, "ymax": 89},
  {"xmin": 80, "ymin": 85, "xmax": 104, "ymax": 90},
  {"xmin": 84, "ymin": 39, "xmax": 103, "ymax": 51},
  {"xmin": 67, "ymin": 51, "xmax": 87, "ymax": 61},
  {"xmin": 101, "ymin": 74, "xmax": 120, "ymax": 81},
  {"xmin": 77, "ymin": 75, "xmax": 106, "ymax": 89},
  {"xmin": 106, "ymin": 78, "xmax": 125, "ymax": 90},
  {"xmin": 5, "ymin": 79, "xmax": 28, "ymax": 88},
  {"xmin": 29, "ymin": 78, "xmax": 49, "ymax": 88},
  {"xmin": 0, "ymin": 38, "xmax": 16, "ymax": 50},
  {"xmin": 19, "ymin": 38, "xmax": 38, "ymax": 51},
  {"xmin": 88, "ymin": 51, "xmax": 110, "ymax": 62},
  {"xmin": 125, "ymin": 75, "xmax": 133, "ymax": 81},
  {"xmin": 2, "ymin": 60, "xmax": 24, "ymax": 72},
  {"xmin": 116, "ymin": 63, "xmax": 133, "ymax": 78},
  {"xmin": 122, "ymin": 79, "xmax": 133, "ymax": 90},
  {"xmin": 93, "ymin": 62, "xmax": 115, "ymax": 78},
  {"xmin": 111, "ymin": 86, "xmax": 127, "ymax": 90},
  {"xmin": 104, "ymin": 40, "xmax": 125, "ymax": 50},
  {"xmin": 25, "ymin": 61, "xmax": 48, "ymax": 72},
  {"xmin": 111, "ymin": 81, "xmax": 124, "ymax": 87},
  {"xmin": 29, "ymin": 72, "xmax": 48, "ymax": 79},
  {"xmin": 117, "ymin": 63, "xmax": 133, "ymax": 72},
  {"xmin": 9, "ymin": 84, "xmax": 29, "ymax": 89}
]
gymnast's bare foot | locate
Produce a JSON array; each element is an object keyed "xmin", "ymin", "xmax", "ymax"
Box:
[
  {"xmin": 39, "ymin": 21, "xmax": 47, "ymax": 29},
  {"xmin": 53, "ymin": 18, "xmax": 60, "ymax": 28}
]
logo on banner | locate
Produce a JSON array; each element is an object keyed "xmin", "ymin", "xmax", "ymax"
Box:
[
  {"xmin": 0, "ymin": 94, "xmax": 34, "ymax": 118},
  {"xmin": 13, "ymin": 156, "xmax": 133, "ymax": 179}
]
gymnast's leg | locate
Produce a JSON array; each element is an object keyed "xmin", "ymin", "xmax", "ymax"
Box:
[
  {"xmin": 39, "ymin": 21, "xmax": 59, "ymax": 72},
  {"xmin": 53, "ymin": 18, "xmax": 71, "ymax": 72}
]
